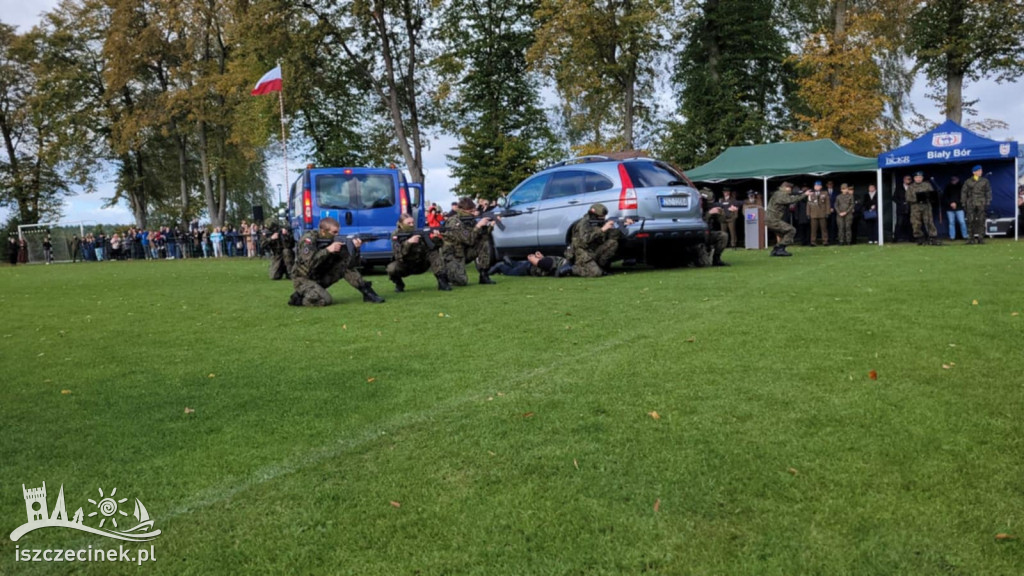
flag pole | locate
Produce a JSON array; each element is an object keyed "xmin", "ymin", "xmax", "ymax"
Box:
[{"xmin": 278, "ymin": 61, "xmax": 288, "ymax": 212}]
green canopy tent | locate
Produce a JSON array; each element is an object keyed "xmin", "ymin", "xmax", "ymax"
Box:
[{"xmin": 685, "ymin": 139, "xmax": 884, "ymax": 245}]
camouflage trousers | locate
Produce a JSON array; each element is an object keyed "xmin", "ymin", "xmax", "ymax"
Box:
[
  {"xmin": 910, "ymin": 203, "xmax": 937, "ymax": 238},
  {"xmin": 292, "ymin": 263, "xmax": 365, "ymax": 307},
  {"xmin": 837, "ymin": 214, "xmax": 853, "ymax": 244},
  {"xmin": 705, "ymin": 230, "xmax": 727, "ymax": 264},
  {"xmin": 571, "ymin": 238, "xmax": 620, "ymax": 278},
  {"xmin": 766, "ymin": 217, "xmax": 795, "ymax": 245},
  {"xmin": 443, "ymin": 237, "xmax": 493, "ymax": 286},
  {"xmin": 268, "ymin": 249, "xmax": 295, "ymax": 280},
  {"xmin": 965, "ymin": 204, "xmax": 987, "ymax": 238},
  {"xmin": 387, "ymin": 250, "xmax": 443, "ymax": 280}
]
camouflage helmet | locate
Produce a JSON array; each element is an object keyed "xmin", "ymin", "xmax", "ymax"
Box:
[{"xmin": 589, "ymin": 203, "xmax": 609, "ymax": 217}]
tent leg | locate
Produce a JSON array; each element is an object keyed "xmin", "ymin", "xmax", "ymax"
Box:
[
  {"xmin": 763, "ymin": 177, "xmax": 768, "ymax": 249},
  {"xmin": 877, "ymin": 169, "xmax": 884, "ymax": 246}
]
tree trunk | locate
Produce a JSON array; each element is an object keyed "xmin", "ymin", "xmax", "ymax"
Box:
[
  {"xmin": 177, "ymin": 134, "xmax": 188, "ymax": 228},
  {"xmin": 216, "ymin": 132, "xmax": 227, "ymax": 224},
  {"xmin": 130, "ymin": 150, "xmax": 148, "ymax": 229},
  {"xmin": 945, "ymin": 67, "xmax": 964, "ymax": 124},
  {"xmin": 198, "ymin": 119, "xmax": 221, "ymax": 227}
]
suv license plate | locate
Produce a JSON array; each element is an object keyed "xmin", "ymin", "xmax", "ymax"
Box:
[{"xmin": 659, "ymin": 196, "xmax": 688, "ymax": 208}]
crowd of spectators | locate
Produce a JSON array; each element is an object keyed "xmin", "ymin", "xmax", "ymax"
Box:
[{"xmin": 71, "ymin": 220, "xmax": 272, "ymax": 262}]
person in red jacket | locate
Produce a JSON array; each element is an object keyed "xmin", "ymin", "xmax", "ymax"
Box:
[{"xmin": 426, "ymin": 203, "xmax": 445, "ymax": 228}]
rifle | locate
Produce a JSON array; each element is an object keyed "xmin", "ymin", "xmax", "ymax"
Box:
[
  {"xmin": 392, "ymin": 229, "xmax": 440, "ymax": 251},
  {"xmin": 459, "ymin": 209, "xmax": 520, "ymax": 232},
  {"xmin": 587, "ymin": 217, "xmax": 629, "ymax": 230},
  {"xmin": 316, "ymin": 233, "xmax": 386, "ymax": 255}
]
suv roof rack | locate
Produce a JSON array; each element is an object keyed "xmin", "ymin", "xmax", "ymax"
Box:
[{"xmin": 544, "ymin": 155, "xmax": 614, "ymax": 169}]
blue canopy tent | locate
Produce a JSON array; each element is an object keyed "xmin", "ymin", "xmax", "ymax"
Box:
[{"xmin": 878, "ymin": 120, "xmax": 1020, "ymax": 241}]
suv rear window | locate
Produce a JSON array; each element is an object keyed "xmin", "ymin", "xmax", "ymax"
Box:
[
  {"xmin": 317, "ymin": 174, "xmax": 395, "ymax": 209},
  {"xmin": 622, "ymin": 162, "xmax": 688, "ymax": 188}
]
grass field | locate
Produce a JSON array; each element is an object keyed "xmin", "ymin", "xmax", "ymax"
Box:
[{"xmin": 1, "ymin": 242, "xmax": 1023, "ymax": 575}]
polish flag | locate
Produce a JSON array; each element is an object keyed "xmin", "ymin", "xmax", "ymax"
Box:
[{"xmin": 251, "ymin": 66, "xmax": 282, "ymax": 96}]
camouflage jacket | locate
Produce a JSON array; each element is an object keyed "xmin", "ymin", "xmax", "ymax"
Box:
[
  {"xmin": 292, "ymin": 230, "xmax": 355, "ymax": 279},
  {"xmin": 570, "ymin": 215, "xmax": 622, "ymax": 257},
  {"xmin": 961, "ymin": 176, "xmax": 992, "ymax": 207},
  {"xmin": 834, "ymin": 194, "xmax": 856, "ymax": 215},
  {"xmin": 391, "ymin": 225, "xmax": 436, "ymax": 264},
  {"xmin": 767, "ymin": 188, "xmax": 806, "ymax": 221},
  {"xmin": 441, "ymin": 211, "xmax": 484, "ymax": 259},
  {"xmin": 906, "ymin": 182, "xmax": 934, "ymax": 205}
]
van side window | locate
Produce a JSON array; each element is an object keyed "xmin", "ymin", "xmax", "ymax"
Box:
[
  {"xmin": 507, "ymin": 174, "xmax": 551, "ymax": 207},
  {"xmin": 360, "ymin": 175, "xmax": 394, "ymax": 209},
  {"xmin": 542, "ymin": 171, "xmax": 586, "ymax": 200}
]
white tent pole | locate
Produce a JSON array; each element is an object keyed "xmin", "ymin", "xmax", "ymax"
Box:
[
  {"xmin": 763, "ymin": 177, "xmax": 769, "ymax": 249},
  {"xmin": 876, "ymin": 169, "xmax": 884, "ymax": 246}
]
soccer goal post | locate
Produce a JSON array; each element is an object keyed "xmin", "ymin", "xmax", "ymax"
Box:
[{"xmin": 18, "ymin": 222, "xmax": 86, "ymax": 264}]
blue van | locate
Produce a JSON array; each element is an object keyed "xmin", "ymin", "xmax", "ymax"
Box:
[{"xmin": 288, "ymin": 165, "xmax": 425, "ymax": 267}]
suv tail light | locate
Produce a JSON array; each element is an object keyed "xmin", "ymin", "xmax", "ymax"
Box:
[
  {"xmin": 399, "ymin": 187, "xmax": 409, "ymax": 215},
  {"xmin": 303, "ymin": 188, "xmax": 312, "ymax": 225},
  {"xmin": 617, "ymin": 164, "xmax": 637, "ymax": 210}
]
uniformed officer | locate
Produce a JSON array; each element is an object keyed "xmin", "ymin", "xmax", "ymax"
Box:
[
  {"xmin": 906, "ymin": 171, "xmax": 941, "ymax": 245},
  {"xmin": 834, "ymin": 184, "xmax": 856, "ymax": 245},
  {"xmin": 288, "ymin": 217, "xmax": 385, "ymax": 306},
  {"xmin": 720, "ymin": 187, "xmax": 739, "ymax": 248},
  {"xmin": 387, "ymin": 213, "xmax": 451, "ymax": 291},
  {"xmin": 261, "ymin": 220, "xmax": 295, "ymax": 280},
  {"xmin": 699, "ymin": 188, "xmax": 735, "ymax": 266},
  {"xmin": 441, "ymin": 198, "xmax": 497, "ymax": 286},
  {"xmin": 568, "ymin": 203, "xmax": 633, "ymax": 277},
  {"xmin": 766, "ymin": 182, "xmax": 810, "ymax": 257},
  {"xmin": 961, "ymin": 164, "xmax": 992, "ymax": 244}
]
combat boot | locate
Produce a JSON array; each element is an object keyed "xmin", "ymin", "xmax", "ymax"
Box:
[
  {"xmin": 359, "ymin": 282, "xmax": 385, "ymax": 303},
  {"xmin": 435, "ymin": 272, "xmax": 452, "ymax": 291},
  {"xmin": 712, "ymin": 255, "xmax": 730, "ymax": 266},
  {"xmin": 929, "ymin": 238, "xmax": 943, "ymax": 246},
  {"xmin": 392, "ymin": 277, "xmax": 406, "ymax": 292},
  {"xmin": 977, "ymin": 236, "xmax": 985, "ymax": 245},
  {"xmin": 287, "ymin": 292, "xmax": 303, "ymax": 306},
  {"xmin": 772, "ymin": 244, "xmax": 792, "ymax": 257},
  {"xmin": 479, "ymin": 271, "xmax": 496, "ymax": 285},
  {"xmin": 556, "ymin": 263, "xmax": 574, "ymax": 277}
]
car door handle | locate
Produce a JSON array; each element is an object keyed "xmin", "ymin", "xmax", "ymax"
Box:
[{"xmin": 567, "ymin": 200, "xmax": 580, "ymax": 205}]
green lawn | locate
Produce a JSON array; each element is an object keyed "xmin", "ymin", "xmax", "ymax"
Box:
[{"xmin": 1, "ymin": 243, "xmax": 1022, "ymax": 575}]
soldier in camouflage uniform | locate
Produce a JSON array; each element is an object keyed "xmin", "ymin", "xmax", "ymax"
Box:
[
  {"xmin": 441, "ymin": 198, "xmax": 497, "ymax": 286},
  {"xmin": 906, "ymin": 171, "xmax": 941, "ymax": 245},
  {"xmin": 488, "ymin": 252, "xmax": 571, "ymax": 277},
  {"xmin": 699, "ymin": 188, "xmax": 735, "ymax": 267},
  {"xmin": 834, "ymin": 184, "xmax": 856, "ymax": 245},
  {"xmin": 568, "ymin": 203, "xmax": 633, "ymax": 277},
  {"xmin": 766, "ymin": 182, "xmax": 810, "ymax": 257},
  {"xmin": 288, "ymin": 217, "xmax": 385, "ymax": 306},
  {"xmin": 961, "ymin": 165, "xmax": 992, "ymax": 244},
  {"xmin": 386, "ymin": 214, "xmax": 451, "ymax": 291},
  {"xmin": 260, "ymin": 220, "xmax": 296, "ymax": 280}
]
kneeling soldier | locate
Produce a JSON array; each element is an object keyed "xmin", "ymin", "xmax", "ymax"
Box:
[
  {"xmin": 387, "ymin": 214, "xmax": 451, "ymax": 292},
  {"xmin": 441, "ymin": 198, "xmax": 497, "ymax": 286},
  {"xmin": 288, "ymin": 217, "xmax": 385, "ymax": 306},
  {"xmin": 569, "ymin": 203, "xmax": 633, "ymax": 277}
]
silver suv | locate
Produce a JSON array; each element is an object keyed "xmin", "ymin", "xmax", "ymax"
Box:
[{"xmin": 492, "ymin": 155, "xmax": 708, "ymax": 264}]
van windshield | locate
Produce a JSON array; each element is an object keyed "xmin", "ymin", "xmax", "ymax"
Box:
[{"xmin": 316, "ymin": 174, "xmax": 395, "ymax": 209}]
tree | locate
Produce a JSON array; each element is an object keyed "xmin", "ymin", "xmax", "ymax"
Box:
[
  {"xmin": 437, "ymin": 0, "xmax": 557, "ymax": 199},
  {"xmin": 528, "ymin": 0, "xmax": 667, "ymax": 153},
  {"xmin": 663, "ymin": 0, "xmax": 795, "ymax": 167},
  {"xmin": 297, "ymin": 0, "xmax": 436, "ymax": 184},
  {"xmin": 0, "ymin": 22, "xmax": 82, "ymax": 224},
  {"xmin": 908, "ymin": 0, "xmax": 1024, "ymax": 124},
  {"xmin": 787, "ymin": 1, "xmax": 909, "ymax": 156}
]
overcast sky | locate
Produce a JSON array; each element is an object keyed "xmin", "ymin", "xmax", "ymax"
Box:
[{"xmin": 2, "ymin": 1, "xmax": 1021, "ymax": 226}]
